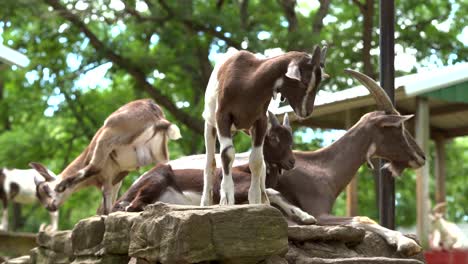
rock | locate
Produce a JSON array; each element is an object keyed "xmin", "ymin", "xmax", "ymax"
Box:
[
  {"xmin": 70, "ymin": 255, "xmax": 130, "ymax": 264},
  {"xmin": 5, "ymin": 255, "xmax": 31, "ymax": 264},
  {"xmin": 30, "ymin": 247, "xmax": 71, "ymax": 264},
  {"xmin": 129, "ymin": 203, "xmax": 288, "ymax": 263},
  {"xmin": 102, "ymin": 212, "xmax": 139, "ymax": 254},
  {"xmin": 37, "ymin": 230, "xmax": 73, "ymax": 256},
  {"xmin": 264, "ymin": 255, "xmax": 288, "ymax": 264},
  {"xmin": 72, "ymin": 216, "xmax": 106, "ymax": 256},
  {"xmin": 288, "ymin": 225, "xmax": 365, "ymax": 244}
]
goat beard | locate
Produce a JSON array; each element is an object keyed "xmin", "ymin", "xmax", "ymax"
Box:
[{"xmin": 381, "ymin": 162, "xmax": 407, "ymax": 177}]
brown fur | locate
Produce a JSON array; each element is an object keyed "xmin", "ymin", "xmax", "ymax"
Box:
[{"xmin": 31, "ymin": 99, "xmax": 179, "ymax": 214}]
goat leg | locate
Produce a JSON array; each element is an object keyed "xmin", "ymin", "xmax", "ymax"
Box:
[
  {"xmin": 266, "ymin": 189, "xmax": 316, "ymax": 224},
  {"xmin": 317, "ymin": 214, "xmax": 422, "ymax": 256}
]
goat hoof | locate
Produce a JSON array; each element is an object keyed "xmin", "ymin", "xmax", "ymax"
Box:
[
  {"xmin": 301, "ymin": 216, "xmax": 317, "ymax": 225},
  {"xmin": 397, "ymin": 236, "xmax": 422, "ymax": 256}
]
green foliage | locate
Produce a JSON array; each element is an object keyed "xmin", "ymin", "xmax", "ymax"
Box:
[{"xmin": 0, "ymin": 0, "xmax": 467, "ymax": 232}]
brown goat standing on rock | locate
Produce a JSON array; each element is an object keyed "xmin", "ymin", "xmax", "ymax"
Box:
[
  {"xmin": 30, "ymin": 99, "xmax": 181, "ymax": 216},
  {"xmin": 202, "ymin": 46, "xmax": 328, "ymax": 206}
]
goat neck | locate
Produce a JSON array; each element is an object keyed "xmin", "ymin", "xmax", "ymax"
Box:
[{"xmin": 296, "ymin": 118, "xmax": 372, "ymax": 197}]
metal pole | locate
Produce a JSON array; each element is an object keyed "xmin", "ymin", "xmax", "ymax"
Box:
[{"xmin": 379, "ymin": 0, "xmax": 395, "ymax": 229}]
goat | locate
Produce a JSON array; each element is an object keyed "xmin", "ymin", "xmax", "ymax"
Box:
[
  {"xmin": 113, "ymin": 70, "xmax": 427, "ymax": 256},
  {"xmin": 29, "ymin": 99, "xmax": 181, "ymax": 216},
  {"xmin": 429, "ymin": 202, "xmax": 468, "ymax": 250},
  {"xmin": 202, "ymin": 46, "xmax": 328, "ymax": 206},
  {"xmin": 111, "ymin": 113, "xmax": 307, "ymax": 217},
  {"xmin": 268, "ymin": 69, "xmax": 426, "ymax": 256},
  {"xmin": 0, "ymin": 168, "xmax": 58, "ymax": 231}
]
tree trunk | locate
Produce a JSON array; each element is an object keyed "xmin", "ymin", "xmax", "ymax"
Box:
[{"xmin": 12, "ymin": 203, "xmax": 23, "ymax": 231}]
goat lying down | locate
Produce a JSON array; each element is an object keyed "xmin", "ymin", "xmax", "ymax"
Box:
[
  {"xmin": 113, "ymin": 70, "xmax": 426, "ymax": 256},
  {"xmin": 429, "ymin": 202, "xmax": 468, "ymax": 250},
  {"xmin": 30, "ymin": 99, "xmax": 181, "ymax": 216},
  {"xmin": 202, "ymin": 46, "xmax": 327, "ymax": 206},
  {"xmin": 0, "ymin": 168, "xmax": 58, "ymax": 231}
]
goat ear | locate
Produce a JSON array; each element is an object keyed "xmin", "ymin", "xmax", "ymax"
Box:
[
  {"xmin": 34, "ymin": 175, "xmax": 44, "ymax": 186},
  {"xmin": 268, "ymin": 111, "xmax": 280, "ymax": 127},
  {"xmin": 29, "ymin": 162, "xmax": 55, "ymax": 182},
  {"xmin": 377, "ymin": 115, "xmax": 413, "ymax": 127},
  {"xmin": 285, "ymin": 62, "xmax": 301, "ymax": 81}
]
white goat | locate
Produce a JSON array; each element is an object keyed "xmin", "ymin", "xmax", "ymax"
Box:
[
  {"xmin": 429, "ymin": 203, "xmax": 468, "ymax": 250},
  {"xmin": 0, "ymin": 168, "xmax": 58, "ymax": 231}
]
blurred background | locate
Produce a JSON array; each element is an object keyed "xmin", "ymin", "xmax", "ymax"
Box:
[{"xmin": 0, "ymin": 0, "xmax": 466, "ymax": 234}]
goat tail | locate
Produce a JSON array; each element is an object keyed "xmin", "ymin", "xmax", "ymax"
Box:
[{"xmin": 167, "ymin": 124, "xmax": 182, "ymax": 140}]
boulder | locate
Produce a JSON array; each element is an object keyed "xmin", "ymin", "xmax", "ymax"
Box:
[
  {"xmin": 129, "ymin": 203, "xmax": 288, "ymax": 263},
  {"xmin": 102, "ymin": 212, "xmax": 139, "ymax": 254},
  {"xmin": 288, "ymin": 225, "xmax": 365, "ymax": 244},
  {"xmin": 37, "ymin": 230, "xmax": 73, "ymax": 256},
  {"xmin": 71, "ymin": 216, "xmax": 106, "ymax": 256},
  {"xmin": 30, "ymin": 247, "xmax": 71, "ymax": 264}
]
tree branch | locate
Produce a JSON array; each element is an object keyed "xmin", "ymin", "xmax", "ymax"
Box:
[
  {"xmin": 43, "ymin": 0, "xmax": 204, "ymax": 134},
  {"xmin": 239, "ymin": 0, "xmax": 249, "ymax": 31},
  {"xmin": 278, "ymin": 0, "xmax": 298, "ymax": 33},
  {"xmin": 351, "ymin": 0, "xmax": 364, "ymax": 12},
  {"xmin": 353, "ymin": 0, "xmax": 375, "ymax": 78},
  {"xmin": 158, "ymin": 0, "xmax": 241, "ymax": 49},
  {"xmin": 312, "ymin": 0, "xmax": 331, "ymax": 34}
]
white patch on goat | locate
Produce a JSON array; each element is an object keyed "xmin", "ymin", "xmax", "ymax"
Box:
[
  {"xmin": 351, "ymin": 217, "xmax": 422, "ymax": 255},
  {"xmin": 158, "ymin": 187, "xmax": 195, "ymax": 205},
  {"xmin": 201, "ymin": 122, "xmax": 217, "ymax": 206},
  {"xmin": 218, "ymin": 136, "xmax": 235, "ymax": 205},
  {"xmin": 167, "ymin": 124, "xmax": 182, "ymax": 140},
  {"xmin": 114, "ymin": 129, "xmax": 167, "ymax": 170},
  {"xmin": 169, "ymin": 152, "xmax": 251, "ymax": 170},
  {"xmin": 301, "ymin": 72, "xmax": 317, "ymax": 117},
  {"xmin": 182, "ymin": 191, "xmax": 203, "ymax": 206},
  {"xmin": 267, "ymin": 189, "xmax": 316, "ymax": 224},
  {"xmin": 203, "ymin": 48, "xmax": 239, "ymax": 127},
  {"xmin": 248, "ymin": 145, "xmax": 266, "ymax": 204},
  {"xmin": 4, "ymin": 169, "xmax": 39, "ymax": 204},
  {"xmin": 366, "ymin": 143, "xmax": 377, "ymax": 169},
  {"xmin": 1, "ymin": 208, "xmax": 8, "ymax": 231},
  {"xmin": 272, "ymin": 78, "xmax": 283, "ymax": 100}
]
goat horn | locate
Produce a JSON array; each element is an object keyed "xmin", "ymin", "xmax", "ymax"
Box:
[
  {"xmin": 432, "ymin": 202, "xmax": 447, "ymax": 214},
  {"xmin": 268, "ymin": 111, "xmax": 280, "ymax": 127},
  {"xmin": 320, "ymin": 46, "xmax": 328, "ymax": 65},
  {"xmin": 344, "ymin": 69, "xmax": 398, "ymax": 115}
]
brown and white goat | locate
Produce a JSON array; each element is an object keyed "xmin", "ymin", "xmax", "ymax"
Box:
[
  {"xmin": 111, "ymin": 113, "xmax": 303, "ymax": 214},
  {"xmin": 202, "ymin": 46, "xmax": 328, "ymax": 206},
  {"xmin": 429, "ymin": 202, "xmax": 468, "ymax": 249},
  {"xmin": 30, "ymin": 99, "xmax": 181, "ymax": 215},
  {"xmin": 0, "ymin": 168, "xmax": 58, "ymax": 231}
]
